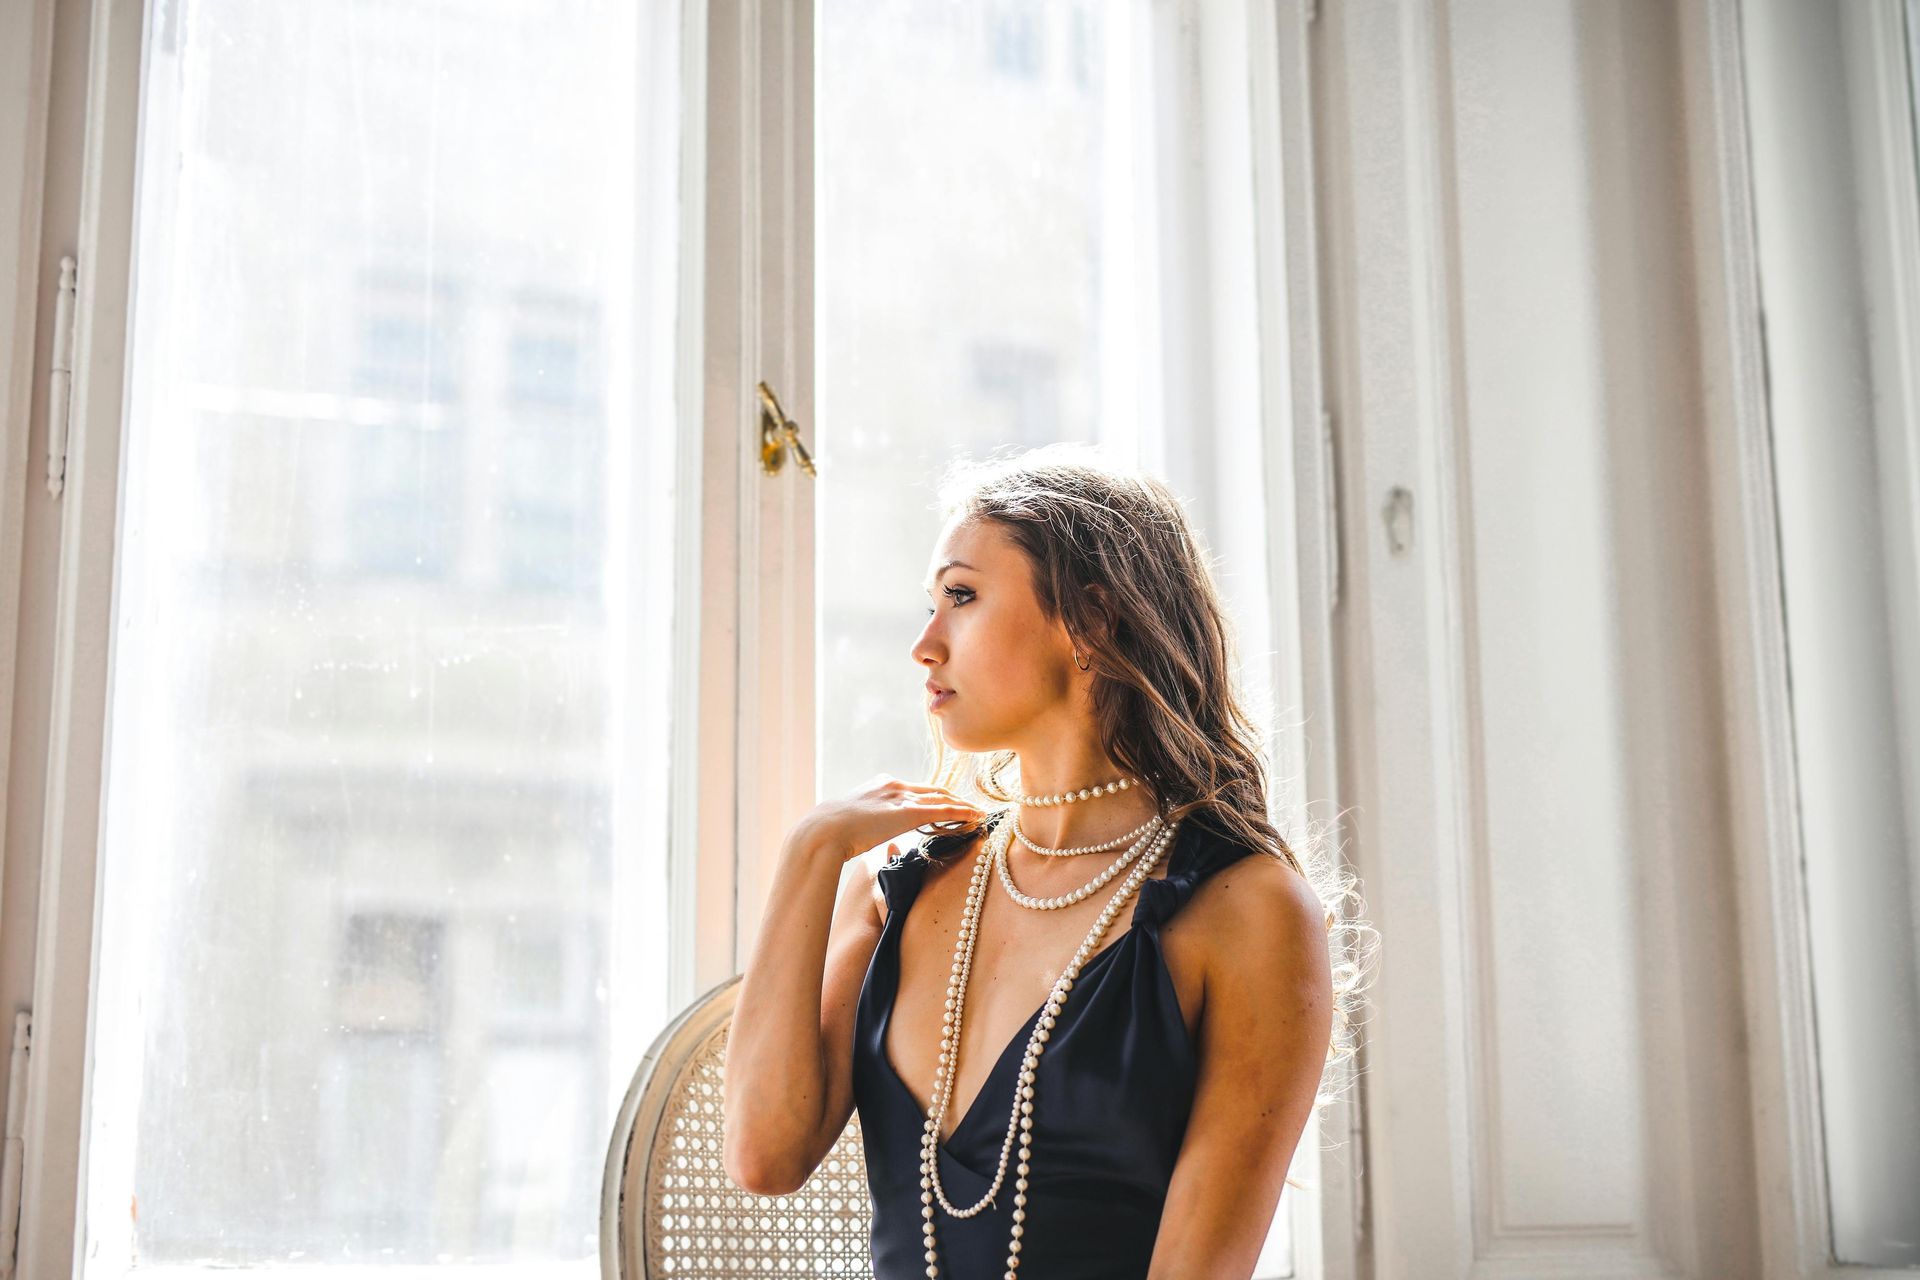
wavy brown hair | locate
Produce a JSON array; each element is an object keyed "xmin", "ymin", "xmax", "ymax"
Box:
[{"xmin": 911, "ymin": 442, "xmax": 1378, "ymax": 1159}]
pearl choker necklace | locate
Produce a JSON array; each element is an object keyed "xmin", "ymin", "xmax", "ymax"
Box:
[
  {"xmin": 918, "ymin": 810, "xmax": 1180, "ymax": 1277},
  {"xmin": 1009, "ymin": 774, "xmax": 1134, "ymax": 807}
]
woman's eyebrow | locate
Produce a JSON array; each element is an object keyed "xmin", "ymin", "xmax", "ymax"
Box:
[{"xmin": 921, "ymin": 559, "xmax": 980, "ymax": 594}]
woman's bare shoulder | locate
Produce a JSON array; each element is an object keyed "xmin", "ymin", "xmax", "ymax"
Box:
[
  {"xmin": 1187, "ymin": 851, "xmax": 1327, "ymax": 969},
  {"xmin": 845, "ymin": 845, "xmax": 893, "ymax": 925}
]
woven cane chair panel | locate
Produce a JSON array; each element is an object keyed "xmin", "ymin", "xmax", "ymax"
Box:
[{"xmin": 646, "ymin": 1024, "xmax": 873, "ymax": 1276}]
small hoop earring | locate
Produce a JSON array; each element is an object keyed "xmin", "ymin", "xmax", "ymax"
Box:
[{"xmin": 1073, "ymin": 650, "xmax": 1092, "ymax": 672}]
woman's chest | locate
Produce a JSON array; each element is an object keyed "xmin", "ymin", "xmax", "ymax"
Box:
[{"xmin": 888, "ymin": 857, "xmax": 1208, "ymax": 1074}]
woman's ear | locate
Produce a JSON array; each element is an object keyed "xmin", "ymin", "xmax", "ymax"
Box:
[{"xmin": 1077, "ymin": 582, "xmax": 1117, "ymax": 659}]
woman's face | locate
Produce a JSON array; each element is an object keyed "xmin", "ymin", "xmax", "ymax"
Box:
[{"xmin": 911, "ymin": 515, "xmax": 1082, "ymax": 754}]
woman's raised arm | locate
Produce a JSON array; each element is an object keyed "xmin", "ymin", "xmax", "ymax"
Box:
[{"xmin": 721, "ymin": 777, "xmax": 982, "ymax": 1195}]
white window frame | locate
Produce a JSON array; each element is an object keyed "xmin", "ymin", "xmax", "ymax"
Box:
[
  {"xmin": 1701, "ymin": 1, "xmax": 1920, "ymax": 1277},
  {"xmin": 698, "ymin": 0, "xmax": 819, "ymax": 1003},
  {"xmin": 16, "ymin": 1, "xmax": 150, "ymax": 1272},
  {"xmin": 1242, "ymin": 1, "xmax": 1361, "ymax": 1274},
  {"xmin": 1, "ymin": 0, "xmax": 1351, "ymax": 1274}
]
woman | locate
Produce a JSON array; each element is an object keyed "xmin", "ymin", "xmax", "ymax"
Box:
[{"xmin": 724, "ymin": 445, "xmax": 1363, "ymax": 1278}]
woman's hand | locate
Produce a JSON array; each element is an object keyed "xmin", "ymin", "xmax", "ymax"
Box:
[{"xmin": 789, "ymin": 773, "xmax": 986, "ymax": 864}]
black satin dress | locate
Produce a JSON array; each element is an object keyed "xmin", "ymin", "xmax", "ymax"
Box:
[{"xmin": 851, "ymin": 808, "xmax": 1256, "ymax": 1279}]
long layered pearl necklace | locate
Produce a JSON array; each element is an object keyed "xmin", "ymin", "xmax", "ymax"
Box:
[
  {"xmin": 998, "ymin": 813, "xmax": 1164, "ymax": 908},
  {"xmin": 1013, "ymin": 808, "xmax": 1161, "ymax": 858},
  {"xmin": 916, "ymin": 778, "xmax": 1179, "ymax": 1279}
]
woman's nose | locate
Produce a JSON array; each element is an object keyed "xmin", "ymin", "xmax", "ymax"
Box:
[{"xmin": 911, "ymin": 616, "xmax": 943, "ymax": 666}]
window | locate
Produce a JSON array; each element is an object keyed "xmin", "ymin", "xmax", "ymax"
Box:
[
  {"xmin": 18, "ymin": 0, "xmax": 1333, "ymax": 1272},
  {"xmin": 498, "ymin": 293, "xmax": 607, "ymax": 596},
  {"xmin": 74, "ymin": 0, "xmax": 682, "ymax": 1271},
  {"xmin": 347, "ymin": 419, "xmax": 463, "ymax": 579},
  {"xmin": 986, "ymin": 2, "xmax": 1045, "ymax": 80},
  {"xmin": 817, "ymin": 0, "xmax": 1129, "ymax": 798},
  {"xmin": 969, "ymin": 341, "xmax": 1063, "ymax": 444},
  {"xmin": 1070, "ymin": 6, "xmax": 1095, "ymax": 91},
  {"xmin": 334, "ymin": 911, "xmax": 444, "ymax": 1034},
  {"xmin": 506, "ymin": 293, "xmax": 603, "ymax": 414},
  {"xmin": 353, "ymin": 271, "xmax": 464, "ymax": 406}
]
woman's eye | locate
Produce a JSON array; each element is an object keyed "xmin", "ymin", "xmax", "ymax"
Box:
[{"xmin": 924, "ymin": 586, "xmax": 973, "ymax": 615}]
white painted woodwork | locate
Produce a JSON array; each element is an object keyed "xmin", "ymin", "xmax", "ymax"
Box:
[{"xmin": 1315, "ymin": 1, "xmax": 1764, "ymax": 1275}]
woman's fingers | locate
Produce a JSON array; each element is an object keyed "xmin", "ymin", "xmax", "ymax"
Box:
[
  {"xmin": 893, "ymin": 786, "xmax": 979, "ymax": 807},
  {"xmin": 897, "ymin": 782, "xmax": 971, "ymax": 801}
]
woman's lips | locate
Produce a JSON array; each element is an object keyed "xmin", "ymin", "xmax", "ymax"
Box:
[{"xmin": 926, "ymin": 681, "xmax": 955, "ymax": 710}]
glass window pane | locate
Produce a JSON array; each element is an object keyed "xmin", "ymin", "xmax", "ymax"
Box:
[
  {"xmin": 84, "ymin": 0, "xmax": 683, "ymax": 1271},
  {"xmin": 815, "ymin": 0, "xmax": 1296, "ymax": 1271},
  {"xmin": 816, "ymin": 0, "xmax": 1152, "ymax": 796}
]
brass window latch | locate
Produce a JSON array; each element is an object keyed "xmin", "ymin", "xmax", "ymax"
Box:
[{"xmin": 756, "ymin": 380, "xmax": 817, "ymax": 477}]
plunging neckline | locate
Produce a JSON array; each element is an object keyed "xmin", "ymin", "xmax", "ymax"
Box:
[{"xmin": 878, "ymin": 919, "xmax": 1145, "ymax": 1157}]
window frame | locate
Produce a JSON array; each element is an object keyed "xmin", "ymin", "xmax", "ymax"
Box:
[
  {"xmin": 3, "ymin": 0, "xmax": 1352, "ymax": 1273},
  {"xmin": 16, "ymin": 0, "xmax": 149, "ymax": 1271},
  {"xmin": 1704, "ymin": 1, "xmax": 1920, "ymax": 1276}
]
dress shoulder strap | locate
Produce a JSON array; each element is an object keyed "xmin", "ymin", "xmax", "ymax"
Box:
[
  {"xmin": 1133, "ymin": 811, "xmax": 1260, "ymax": 929},
  {"xmin": 875, "ymin": 812, "xmax": 1003, "ymax": 917},
  {"xmin": 874, "ymin": 845, "xmax": 930, "ymax": 917}
]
